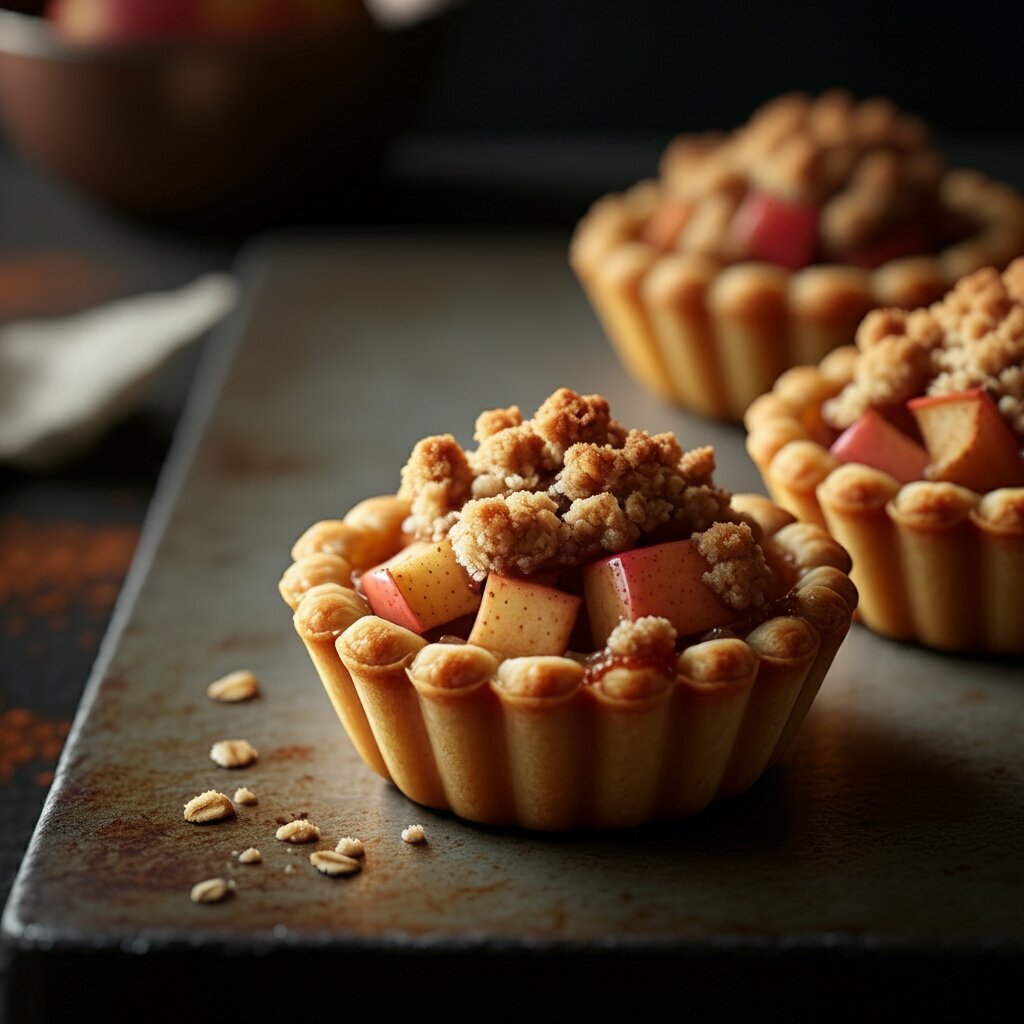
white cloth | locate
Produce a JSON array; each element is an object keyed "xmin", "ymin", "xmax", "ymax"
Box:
[{"xmin": 0, "ymin": 273, "xmax": 237, "ymax": 470}]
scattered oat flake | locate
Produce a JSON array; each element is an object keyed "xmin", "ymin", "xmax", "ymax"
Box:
[
  {"xmin": 210, "ymin": 739, "xmax": 258, "ymax": 769},
  {"xmin": 401, "ymin": 824, "xmax": 426, "ymax": 844},
  {"xmin": 206, "ymin": 670, "xmax": 260, "ymax": 702},
  {"xmin": 190, "ymin": 877, "xmax": 234, "ymax": 904},
  {"xmin": 234, "ymin": 786, "xmax": 258, "ymax": 805},
  {"xmin": 276, "ymin": 820, "xmax": 320, "ymax": 844},
  {"xmin": 335, "ymin": 837, "xmax": 365, "ymax": 858},
  {"xmin": 238, "ymin": 847, "xmax": 262, "ymax": 865},
  {"xmin": 183, "ymin": 790, "xmax": 235, "ymax": 824},
  {"xmin": 310, "ymin": 850, "xmax": 361, "ymax": 877}
]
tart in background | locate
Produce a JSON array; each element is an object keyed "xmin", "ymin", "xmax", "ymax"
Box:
[
  {"xmin": 746, "ymin": 261, "xmax": 1024, "ymax": 654},
  {"xmin": 281, "ymin": 389, "xmax": 857, "ymax": 830},
  {"xmin": 571, "ymin": 91, "xmax": 1024, "ymax": 421}
]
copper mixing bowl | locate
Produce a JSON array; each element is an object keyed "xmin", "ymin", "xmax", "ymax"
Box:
[{"xmin": 0, "ymin": 2, "xmax": 462, "ymax": 219}]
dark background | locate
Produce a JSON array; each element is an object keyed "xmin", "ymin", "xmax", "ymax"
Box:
[
  {"xmin": 420, "ymin": 1, "xmax": 1023, "ymax": 138},
  {"xmin": 4, "ymin": 0, "xmax": 1024, "ymax": 1016}
]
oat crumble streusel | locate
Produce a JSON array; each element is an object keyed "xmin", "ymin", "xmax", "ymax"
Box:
[
  {"xmin": 657, "ymin": 90, "xmax": 946, "ymax": 263},
  {"xmin": 824, "ymin": 260, "xmax": 1024, "ymax": 437},
  {"xmin": 399, "ymin": 389, "xmax": 756, "ymax": 607}
]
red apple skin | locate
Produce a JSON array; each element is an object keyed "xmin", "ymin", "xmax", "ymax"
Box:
[
  {"xmin": 361, "ymin": 540, "xmax": 481, "ymax": 635},
  {"xmin": 909, "ymin": 388, "xmax": 1024, "ymax": 493},
  {"xmin": 361, "ymin": 563, "xmax": 426, "ymax": 633},
  {"xmin": 732, "ymin": 190, "xmax": 819, "ymax": 271},
  {"xmin": 47, "ymin": 0, "xmax": 199, "ymax": 41},
  {"xmin": 468, "ymin": 574, "xmax": 581, "ymax": 658},
  {"xmin": 583, "ymin": 540, "xmax": 740, "ymax": 646},
  {"xmin": 838, "ymin": 222, "xmax": 931, "ymax": 269},
  {"xmin": 47, "ymin": 0, "xmax": 363, "ymax": 42},
  {"xmin": 830, "ymin": 408, "xmax": 929, "ymax": 484}
]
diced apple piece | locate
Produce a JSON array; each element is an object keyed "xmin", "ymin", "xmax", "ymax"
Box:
[
  {"xmin": 838, "ymin": 222, "xmax": 931, "ymax": 269},
  {"xmin": 829, "ymin": 408, "xmax": 929, "ymax": 484},
  {"xmin": 361, "ymin": 539, "xmax": 480, "ymax": 634},
  {"xmin": 731, "ymin": 190, "xmax": 819, "ymax": 270},
  {"xmin": 909, "ymin": 388, "xmax": 1024, "ymax": 493},
  {"xmin": 639, "ymin": 198, "xmax": 694, "ymax": 251},
  {"xmin": 583, "ymin": 540, "xmax": 740, "ymax": 646},
  {"xmin": 467, "ymin": 575, "xmax": 581, "ymax": 658}
]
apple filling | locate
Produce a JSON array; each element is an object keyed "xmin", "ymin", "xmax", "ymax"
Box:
[
  {"xmin": 357, "ymin": 388, "xmax": 783, "ymax": 663},
  {"xmin": 640, "ymin": 91, "xmax": 971, "ymax": 272},
  {"xmin": 820, "ymin": 261, "xmax": 1024, "ymax": 492}
]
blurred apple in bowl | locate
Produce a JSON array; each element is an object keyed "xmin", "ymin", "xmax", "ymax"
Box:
[
  {"xmin": 46, "ymin": 0, "xmax": 370, "ymax": 42},
  {"xmin": 0, "ymin": 0, "xmax": 463, "ymax": 219}
]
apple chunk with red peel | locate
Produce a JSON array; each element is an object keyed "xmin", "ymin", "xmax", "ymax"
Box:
[
  {"xmin": 731, "ymin": 190, "xmax": 819, "ymax": 271},
  {"xmin": 909, "ymin": 388, "xmax": 1024, "ymax": 493},
  {"xmin": 829, "ymin": 408, "xmax": 929, "ymax": 484},
  {"xmin": 362, "ymin": 539, "xmax": 481, "ymax": 634},
  {"xmin": 584, "ymin": 539, "xmax": 741, "ymax": 646},
  {"xmin": 467, "ymin": 575, "xmax": 581, "ymax": 658}
]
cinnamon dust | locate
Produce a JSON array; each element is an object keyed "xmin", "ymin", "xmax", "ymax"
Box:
[{"xmin": 1, "ymin": 516, "xmax": 138, "ymax": 785}]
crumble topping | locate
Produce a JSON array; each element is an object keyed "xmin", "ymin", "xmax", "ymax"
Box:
[
  {"xmin": 653, "ymin": 91, "xmax": 958, "ymax": 263},
  {"xmin": 474, "ymin": 405, "xmax": 523, "ymax": 441},
  {"xmin": 693, "ymin": 522, "xmax": 773, "ymax": 614},
  {"xmin": 402, "ymin": 389, "xmax": 740, "ymax": 580},
  {"xmin": 605, "ymin": 616, "xmax": 678, "ymax": 663},
  {"xmin": 824, "ymin": 260, "xmax": 1024, "ymax": 436},
  {"xmin": 398, "ymin": 434, "xmax": 474, "ymax": 541}
]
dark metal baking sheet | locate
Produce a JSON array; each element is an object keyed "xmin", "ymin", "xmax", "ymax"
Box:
[{"xmin": 4, "ymin": 237, "xmax": 1023, "ymax": 1006}]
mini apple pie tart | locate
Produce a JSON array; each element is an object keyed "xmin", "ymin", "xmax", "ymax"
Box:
[
  {"xmin": 571, "ymin": 91, "xmax": 1024, "ymax": 421},
  {"xmin": 281, "ymin": 389, "xmax": 857, "ymax": 829},
  {"xmin": 746, "ymin": 260, "xmax": 1024, "ymax": 654}
]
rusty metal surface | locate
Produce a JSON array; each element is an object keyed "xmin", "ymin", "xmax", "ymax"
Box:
[{"xmin": 4, "ymin": 237, "xmax": 1024, "ymax": 963}]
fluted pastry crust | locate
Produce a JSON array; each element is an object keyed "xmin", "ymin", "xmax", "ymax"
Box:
[
  {"xmin": 746, "ymin": 357, "xmax": 1024, "ymax": 654},
  {"xmin": 282, "ymin": 491, "xmax": 857, "ymax": 829},
  {"xmin": 572, "ymin": 94, "xmax": 1024, "ymax": 422}
]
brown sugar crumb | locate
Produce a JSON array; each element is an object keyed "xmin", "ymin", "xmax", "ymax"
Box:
[
  {"xmin": 693, "ymin": 522, "xmax": 773, "ymax": 613},
  {"xmin": 401, "ymin": 824, "xmax": 427, "ymax": 844},
  {"xmin": 451, "ymin": 491, "xmax": 564, "ymax": 580},
  {"xmin": 605, "ymin": 616, "xmax": 678, "ymax": 663},
  {"xmin": 470, "ymin": 424, "xmax": 558, "ymax": 498},
  {"xmin": 474, "ymin": 405, "xmax": 523, "ymax": 441},
  {"xmin": 183, "ymin": 790, "xmax": 235, "ymax": 824},
  {"xmin": 399, "ymin": 434, "xmax": 474, "ymax": 541},
  {"xmin": 530, "ymin": 388, "xmax": 626, "ymax": 458},
  {"xmin": 824, "ymin": 260, "xmax": 1024, "ymax": 436}
]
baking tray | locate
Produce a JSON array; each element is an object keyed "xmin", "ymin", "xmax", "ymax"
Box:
[{"xmin": 5, "ymin": 237, "xmax": 1023, "ymax": 1013}]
